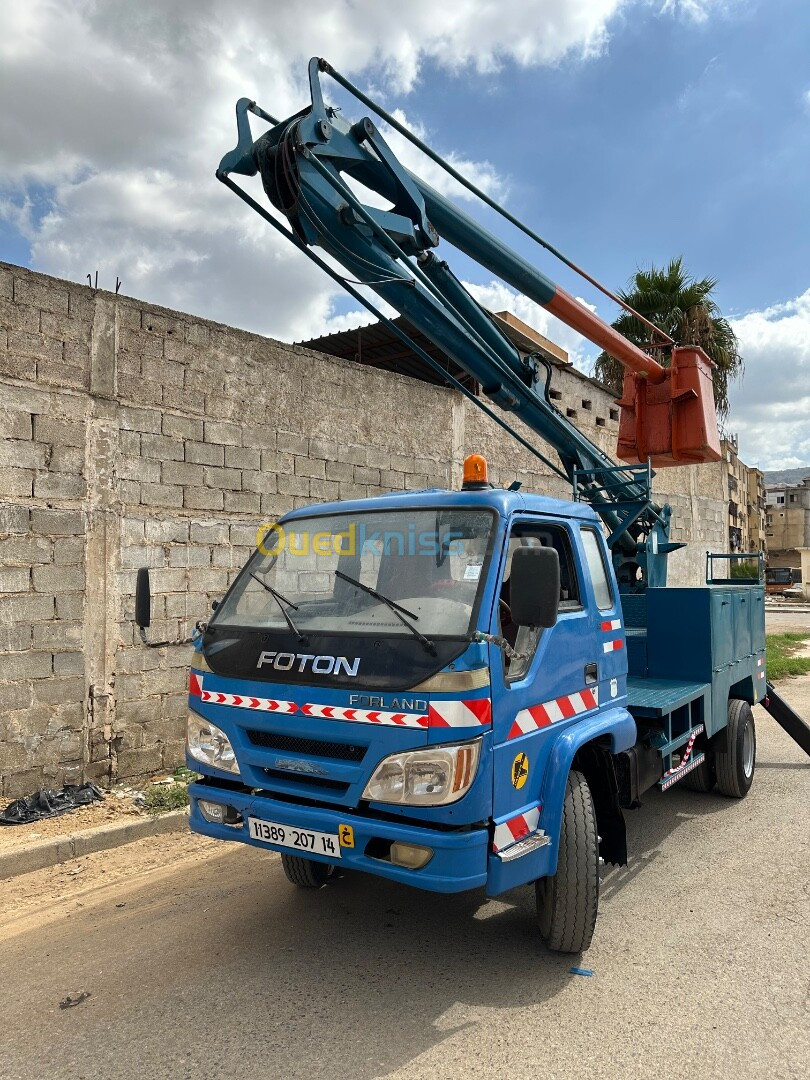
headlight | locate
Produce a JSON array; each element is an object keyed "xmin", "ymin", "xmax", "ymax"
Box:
[
  {"xmin": 186, "ymin": 712, "xmax": 240, "ymax": 775},
  {"xmin": 363, "ymin": 740, "xmax": 480, "ymax": 806}
]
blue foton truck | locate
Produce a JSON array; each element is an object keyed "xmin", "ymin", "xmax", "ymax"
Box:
[{"xmin": 135, "ymin": 61, "xmax": 808, "ymax": 951}]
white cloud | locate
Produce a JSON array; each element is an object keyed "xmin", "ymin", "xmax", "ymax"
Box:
[
  {"xmin": 0, "ymin": 0, "xmax": 630, "ymax": 341},
  {"xmin": 464, "ymin": 281, "xmax": 598, "ymax": 373},
  {"xmin": 728, "ymin": 289, "xmax": 810, "ymax": 470},
  {"xmin": 381, "ymin": 110, "xmax": 506, "ymax": 204},
  {"xmin": 657, "ymin": 0, "xmax": 739, "ymax": 23},
  {"xmin": 0, "ymin": 0, "xmax": 741, "ymax": 346}
]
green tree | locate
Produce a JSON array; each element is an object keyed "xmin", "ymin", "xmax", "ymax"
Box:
[{"xmin": 593, "ymin": 257, "xmax": 743, "ymax": 418}]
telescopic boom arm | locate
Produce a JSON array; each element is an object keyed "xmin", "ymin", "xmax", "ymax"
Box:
[{"xmin": 217, "ymin": 58, "xmax": 721, "ymax": 588}]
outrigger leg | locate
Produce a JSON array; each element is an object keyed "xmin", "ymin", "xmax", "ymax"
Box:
[{"xmin": 762, "ymin": 683, "xmax": 810, "ymax": 758}]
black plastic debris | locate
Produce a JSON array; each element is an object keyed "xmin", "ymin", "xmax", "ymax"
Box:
[
  {"xmin": 0, "ymin": 782, "xmax": 104, "ymax": 826},
  {"xmin": 59, "ymin": 991, "xmax": 91, "ymax": 1010}
]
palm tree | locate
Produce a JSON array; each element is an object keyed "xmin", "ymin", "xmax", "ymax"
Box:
[{"xmin": 593, "ymin": 257, "xmax": 743, "ymax": 418}]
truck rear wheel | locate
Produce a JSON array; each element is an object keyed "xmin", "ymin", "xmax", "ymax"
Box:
[
  {"xmin": 280, "ymin": 853, "xmax": 335, "ymax": 888},
  {"xmin": 535, "ymin": 769, "xmax": 599, "ymax": 953},
  {"xmin": 714, "ymin": 698, "xmax": 756, "ymax": 798}
]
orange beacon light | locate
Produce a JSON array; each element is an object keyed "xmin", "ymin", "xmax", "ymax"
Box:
[{"xmin": 462, "ymin": 454, "xmax": 490, "ymax": 490}]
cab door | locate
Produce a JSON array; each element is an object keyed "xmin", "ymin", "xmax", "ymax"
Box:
[
  {"xmin": 489, "ymin": 516, "xmax": 598, "ymax": 831},
  {"xmin": 576, "ymin": 525, "xmax": 627, "ymax": 711}
]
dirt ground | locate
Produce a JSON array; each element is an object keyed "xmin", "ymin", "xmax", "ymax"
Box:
[{"xmin": 0, "ymin": 829, "xmax": 219, "ymax": 938}]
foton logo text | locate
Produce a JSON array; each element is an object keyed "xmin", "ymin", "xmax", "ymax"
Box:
[{"xmin": 256, "ymin": 651, "xmax": 360, "ymax": 677}]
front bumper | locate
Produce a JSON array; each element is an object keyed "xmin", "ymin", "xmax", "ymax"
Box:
[{"xmin": 188, "ymin": 779, "xmax": 489, "ymax": 894}]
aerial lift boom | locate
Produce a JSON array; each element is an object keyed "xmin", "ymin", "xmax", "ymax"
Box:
[{"xmin": 217, "ymin": 57, "xmax": 721, "ymax": 590}]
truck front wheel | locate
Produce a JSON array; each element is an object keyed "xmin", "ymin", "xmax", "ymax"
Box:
[
  {"xmin": 280, "ymin": 853, "xmax": 336, "ymax": 888},
  {"xmin": 535, "ymin": 769, "xmax": 599, "ymax": 953},
  {"xmin": 714, "ymin": 698, "xmax": 756, "ymax": 798}
]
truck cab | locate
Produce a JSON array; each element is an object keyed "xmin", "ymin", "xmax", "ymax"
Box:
[{"xmin": 183, "ymin": 480, "xmax": 636, "ymax": 948}]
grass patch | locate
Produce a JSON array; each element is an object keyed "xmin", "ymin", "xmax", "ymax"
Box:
[
  {"xmin": 144, "ymin": 781, "xmax": 190, "ymax": 816},
  {"xmin": 765, "ymin": 633, "xmax": 810, "ymax": 681},
  {"xmin": 172, "ymin": 766, "xmax": 199, "ymax": 784}
]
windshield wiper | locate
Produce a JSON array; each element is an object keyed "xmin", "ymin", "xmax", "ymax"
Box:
[
  {"xmin": 249, "ymin": 573, "xmax": 308, "ymax": 644},
  {"xmin": 335, "ymin": 570, "xmax": 436, "ymax": 655}
]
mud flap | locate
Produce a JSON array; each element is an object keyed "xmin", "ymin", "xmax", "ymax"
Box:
[{"xmin": 574, "ymin": 743, "xmax": 627, "ymax": 867}]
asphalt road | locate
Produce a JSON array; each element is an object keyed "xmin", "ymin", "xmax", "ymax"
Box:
[
  {"xmin": 2, "ymin": 694, "xmax": 808, "ymax": 1080},
  {"xmin": 765, "ymin": 604, "xmax": 810, "ymax": 635}
]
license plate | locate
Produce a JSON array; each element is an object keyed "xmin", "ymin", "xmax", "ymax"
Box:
[{"xmin": 248, "ymin": 817, "xmax": 341, "ymax": 859}]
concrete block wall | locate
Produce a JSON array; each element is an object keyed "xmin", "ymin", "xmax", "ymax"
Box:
[{"xmin": 0, "ymin": 262, "xmax": 726, "ymax": 797}]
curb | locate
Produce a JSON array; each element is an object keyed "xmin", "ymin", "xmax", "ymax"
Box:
[{"xmin": 0, "ymin": 809, "xmax": 189, "ymax": 881}]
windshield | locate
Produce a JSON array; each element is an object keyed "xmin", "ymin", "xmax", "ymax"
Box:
[{"xmin": 211, "ymin": 507, "xmax": 497, "ymax": 638}]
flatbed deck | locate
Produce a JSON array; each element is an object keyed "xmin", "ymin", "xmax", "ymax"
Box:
[{"xmin": 626, "ymin": 677, "xmax": 710, "ymax": 717}]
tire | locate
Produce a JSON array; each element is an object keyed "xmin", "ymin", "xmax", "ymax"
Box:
[
  {"xmin": 714, "ymin": 698, "xmax": 756, "ymax": 798},
  {"xmin": 682, "ymin": 739, "xmax": 715, "ymax": 792},
  {"xmin": 280, "ymin": 852, "xmax": 335, "ymax": 888},
  {"xmin": 535, "ymin": 770, "xmax": 599, "ymax": 953}
]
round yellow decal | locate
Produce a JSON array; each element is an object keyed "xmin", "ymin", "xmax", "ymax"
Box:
[{"xmin": 511, "ymin": 752, "xmax": 529, "ymax": 790}]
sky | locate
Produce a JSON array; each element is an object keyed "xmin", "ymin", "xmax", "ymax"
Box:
[{"xmin": 1, "ymin": 0, "xmax": 809, "ymax": 470}]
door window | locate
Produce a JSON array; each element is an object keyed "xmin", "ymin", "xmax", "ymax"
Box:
[
  {"xmin": 499, "ymin": 522, "xmax": 580, "ymax": 681},
  {"xmin": 580, "ymin": 528, "xmax": 614, "ymax": 611}
]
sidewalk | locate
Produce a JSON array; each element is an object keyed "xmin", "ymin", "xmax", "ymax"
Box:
[{"xmin": 0, "ymin": 809, "xmax": 188, "ymax": 880}]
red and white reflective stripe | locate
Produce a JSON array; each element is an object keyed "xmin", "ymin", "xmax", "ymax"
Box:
[
  {"xmin": 601, "ymin": 619, "xmax": 621, "ymax": 632},
  {"xmin": 191, "ymin": 675, "xmax": 489, "ymax": 731},
  {"xmin": 758, "ymin": 671, "xmax": 765, "ymax": 680},
  {"xmin": 603, "ymin": 638, "xmax": 624, "ymax": 653},
  {"xmin": 201, "ymin": 689, "xmax": 298, "ymax": 713},
  {"xmin": 662, "ymin": 724, "xmax": 704, "ymax": 778},
  {"xmin": 508, "ymin": 687, "xmax": 599, "ymax": 740},
  {"xmin": 428, "ymin": 699, "xmax": 491, "ymax": 728},
  {"xmin": 660, "ymin": 753, "xmax": 705, "ymax": 791},
  {"xmin": 493, "ymin": 805, "xmax": 540, "ymax": 853},
  {"xmin": 302, "ymin": 702, "xmax": 427, "ymax": 728}
]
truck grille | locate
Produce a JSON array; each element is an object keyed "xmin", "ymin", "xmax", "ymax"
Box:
[
  {"xmin": 263, "ymin": 769, "xmax": 350, "ymax": 795},
  {"xmin": 247, "ymin": 730, "xmax": 367, "ymax": 762}
]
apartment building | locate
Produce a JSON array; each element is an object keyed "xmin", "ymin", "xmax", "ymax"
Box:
[
  {"xmin": 722, "ymin": 435, "xmax": 766, "ymax": 556},
  {"xmin": 765, "ymin": 476, "xmax": 810, "ymax": 568}
]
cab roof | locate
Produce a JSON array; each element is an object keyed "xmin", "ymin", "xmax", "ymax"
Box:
[{"xmin": 280, "ymin": 485, "xmax": 601, "ymax": 525}]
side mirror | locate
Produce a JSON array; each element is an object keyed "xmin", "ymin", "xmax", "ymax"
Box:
[
  {"xmin": 508, "ymin": 547, "xmax": 559, "ymax": 629},
  {"xmin": 135, "ymin": 567, "xmax": 151, "ymax": 628}
]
